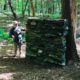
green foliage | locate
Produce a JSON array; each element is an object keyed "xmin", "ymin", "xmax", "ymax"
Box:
[
  {"xmin": 0, "ymin": 28, "xmax": 13, "ymax": 42},
  {"xmin": 0, "ymin": 0, "xmax": 61, "ymax": 18}
]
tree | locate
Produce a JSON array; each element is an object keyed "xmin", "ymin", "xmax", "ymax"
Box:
[
  {"xmin": 22, "ymin": 0, "xmax": 28, "ymax": 17},
  {"xmin": 29, "ymin": 0, "xmax": 35, "ymax": 16},
  {"xmin": 3, "ymin": 0, "xmax": 7, "ymax": 10},
  {"xmin": 8, "ymin": 0, "xmax": 17, "ymax": 19},
  {"xmin": 61, "ymin": 0, "xmax": 79, "ymax": 63}
]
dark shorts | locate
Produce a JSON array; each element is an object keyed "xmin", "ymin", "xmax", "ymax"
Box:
[
  {"xmin": 14, "ymin": 38, "xmax": 21, "ymax": 46},
  {"xmin": 14, "ymin": 42, "xmax": 22, "ymax": 47},
  {"xmin": 13, "ymin": 36, "xmax": 22, "ymax": 46}
]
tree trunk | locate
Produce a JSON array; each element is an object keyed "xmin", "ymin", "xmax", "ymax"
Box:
[
  {"xmin": 22, "ymin": 0, "xmax": 28, "ymax": 17},
  {"xmin": 29, "ymin": 0, "xmax": 35, "ymax": 16},
  {"xmin": 8, "ymin": 0, "xmax": 17, "ymax": 19},
  {"xmin": 3, "ymin": 0, "xmax": 7, "ymax": 10},
  {"xmin": 61, "ymin": 0, "xmax": 79, "ymax": 63},
  {"xmin": 70, "ymin": 0, "xmax": 77, "ymax": 39}
]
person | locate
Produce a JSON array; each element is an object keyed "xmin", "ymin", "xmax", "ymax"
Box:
[{"xmin": 9, "ymin": 21, "xmax": 23, "ymax": 57}]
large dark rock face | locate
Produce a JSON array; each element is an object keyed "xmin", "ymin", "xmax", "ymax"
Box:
[{"xmin": 26, "ymin": 17, "xmax": 68, "ymax": 66}]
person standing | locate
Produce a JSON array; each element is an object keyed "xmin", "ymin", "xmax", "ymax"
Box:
[{"xmin": 9, "ymin": 21, "xmax": 23, "ymax": 57}]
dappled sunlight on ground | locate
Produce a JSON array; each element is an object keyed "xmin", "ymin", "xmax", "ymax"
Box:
[
  {"xmin": 16, "ymin": 44, "xmax": 26, "ymax": 58},
  {"xmin": 0, "ymin": 72, "xmax": 15, "ymax": 80},
  {"xmin": 0, "ymin": 66, "xmax": 7, "ymax": 69},
  {"xmin": 0, "ymin": 41, "xmax": 26, "ymax": 58}
]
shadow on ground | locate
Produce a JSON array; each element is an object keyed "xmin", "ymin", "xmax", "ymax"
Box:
[{"xmin": 0, "ymin": 57, "xmax": 80, "ymax": 80}]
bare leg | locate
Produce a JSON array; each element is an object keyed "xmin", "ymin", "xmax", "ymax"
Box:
[
  {"xmin": 18, "ymin": 44, "xmax": 22, "ymax": 57},
  {"xmin": 14, "ymin": 43, "xmax": 17, "ymax": 57}
]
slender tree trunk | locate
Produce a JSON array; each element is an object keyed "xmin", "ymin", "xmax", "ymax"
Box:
[
  {"xmin": 29, "ymin": 0, "xmax": 35, "ymax": 16},
  {"xmin": 8, "ymin": 0, "xmax": 17, "ymax": 19},
  {"xmin": 22, "ymin": 0, "xmax": 28, "ymax": 17},
  {"xmin": 61, "ymin": 0, "xmax": 79, "ymax": 63},
  {"xmin": 3, "ymin": 0, "xmax": 7, "ymax": 10}
]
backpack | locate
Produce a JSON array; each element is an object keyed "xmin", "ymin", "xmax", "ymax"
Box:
[{"xmin": 9, "ymin": 27, "xmax": 15, "ymax": 38}]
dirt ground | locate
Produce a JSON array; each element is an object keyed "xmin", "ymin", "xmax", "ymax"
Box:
[{"xmin": 0, "ymin": 57, "xmax": 80, "ymax": 80}]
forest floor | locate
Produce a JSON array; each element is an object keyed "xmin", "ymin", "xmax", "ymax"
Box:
[{"xmin": 0, "ymin": 57, "xmax": 80, "ymax": 80}]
